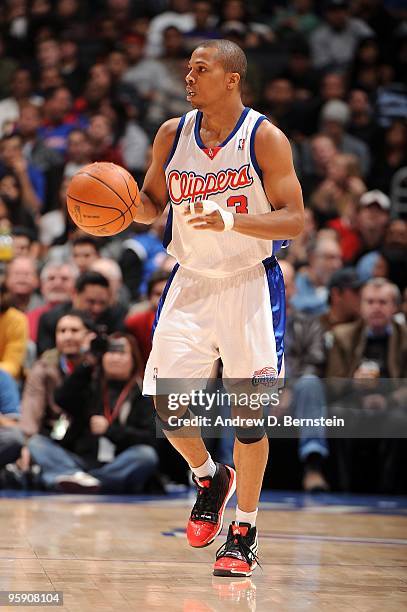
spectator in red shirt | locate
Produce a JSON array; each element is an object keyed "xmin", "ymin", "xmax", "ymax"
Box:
[{"xmin": 125, "ymin": 269, "xmax": 170, "ymax": 371}]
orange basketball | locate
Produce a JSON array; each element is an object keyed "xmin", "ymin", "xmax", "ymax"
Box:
[{"xmin": 66, "ymin": 162, "xmax": 140, "ymax": 236}]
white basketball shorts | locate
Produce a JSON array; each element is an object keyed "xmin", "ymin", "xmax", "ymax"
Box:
[{"xmin": 142, "ymin": 256, "xmax": 285, "ymax": 395}]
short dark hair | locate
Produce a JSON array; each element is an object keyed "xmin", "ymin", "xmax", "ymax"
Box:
[
  {"xmin": 12, "ymin": 226, "xmax": 37, "ymax": 243},
  {"xmin": 195, "ymin": 39, "xmax": 247, "ymax": 84},
  {"xmin": 72, "ymin": 235, "xmax": 101, "ymax": 252},
  {"xmin": 75, "ymin": 271, "xmax": 109, "ymax": 293},
  {"xmin": 56, "ymin": 309, "xmax": 95, "ymax": 331}
]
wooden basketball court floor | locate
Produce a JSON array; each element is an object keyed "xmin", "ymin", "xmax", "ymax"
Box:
[{"xmin": 0, "ymin": 490, "xmax": 406, "ymax": 612}]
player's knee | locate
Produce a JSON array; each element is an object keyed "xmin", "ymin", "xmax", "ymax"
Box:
[
  {"xmin": 156, "ymin": 408, "xmax": 192, "ymax": 431},
  {"xmin": 235, "ymin": 425, "xmax": 266, "ymax": 444}
]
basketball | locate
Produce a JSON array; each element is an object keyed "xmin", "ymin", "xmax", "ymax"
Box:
[{"xmin": 66, "ymin": 162, "xmax": 140, "ymax": 236}]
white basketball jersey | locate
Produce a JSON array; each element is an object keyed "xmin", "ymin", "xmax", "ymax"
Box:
[{"xmin": 164, "ymin": 107, "xmax": 286, "ymax": 277}]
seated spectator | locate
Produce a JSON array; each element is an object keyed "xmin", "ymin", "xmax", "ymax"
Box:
[
  {"xmin": 72, "ymin": 235, "xmax": 101, "ymax": 275},
  {"xmin": 63, "ymin": 129, "xmax": 93, "ymax": 179},
  {"xmin": 120, "ymin": 221, "xmax": 166, "ymax": 301},
  {"xmin": 20, "ymin": 310, "xmax": 93, "ymax": 439},
  {"xmin": 90, "ymin": 257, "xmax": 131, "ymax": 312},
  {"xmin": 11, "ymin": 227, "xmax": 39, "ymax": 259},
  {"xmin": 125, "ymin": 269, "xmax": 171, "ymax": 371},
  {"xmin": 145, "ymin": 0, "xmax": 194, "ymax": 58},
  {"xmin": 0, "ymin": 369, "xmax": 24, "ymax": 470},
  {"xmin": 87, "ymin": 114, "xmax": 124, "ymax": 166},
  {"xmin": 37, "ymin": 270, "xmax": 125, "ymax": 355},
  {"xmin": 280, "ymin": 260, "xmax": 329, "ymax": 492},
  {"xmin": 301, "ymin": 134, "xmax": 338, "ymax": 201},
  {"xmin": 319, "ymin": 268, "xmax": 362, "ymax": 332},
  {"xmin": 16, "ymin": 102, "xmax": 63, "ymax": 174},
  {"xmin": 319, "ymin": 100, "xmax": 371, "ymax": 176},
  {"xmin": 368, "ymin": 120, "xmax": 407, "ymax": 194},
  {"xmin": 0, "ymin": 68, "xmax": 41, "ymax": 138},
  {"xmin": 0, "ymin": 133, "xmax": 44, "ymax": 213},
  {"xmin": 28, "ymin": 332, "xmax": 158, "ymax": 493},
  {"xmin": 0, "ymin": 172, "xmax": 37, "ymax": 231},
  {"xmin": 292, "ymin": 237, "xmax": 343, "ymax": 315},
  {"xmin": 27, "ymin": 261, "xmax": 78, "ymax": 343},
  {"xmin": 347, "ymin": 89, "xmax": 378, "ymax": 148},
  {"xmin": 0, "ymin": 281, "xmax": 28, "ymax": 380},
  {"xmin": 310, "ymin": 0, "xmax": 373, "ymax": 71},
  {"xmin": 311, "ymin": 153, "xmax": 366, "ymax": 226},
  {"xmin": 373, "ymin": 247, "xmax": 407, "ymax": 294},
  {"xmin": 326, "ymin": 278, "xmax": 407, "ymax": 492},
  {"xmin": 5, "ymin": 256, "xmax": 41, "ymax": 313},
  {"xmin": 38, "ymin": 86, "xmax": 85, "ymax": 155},
  {"xmin": 353, "ymin": 190, "xmax": 390, "ymax": 262}
]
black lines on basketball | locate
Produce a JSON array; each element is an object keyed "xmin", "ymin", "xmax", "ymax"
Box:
[{"xmin": 66, "ymin": 162, "xmax": 141, "ymax": 236}]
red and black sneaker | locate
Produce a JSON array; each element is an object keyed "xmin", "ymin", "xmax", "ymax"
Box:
[
  {"xmin": 213, "ymin": 522, "xmax": 259, "ymax": 577},
  {"xmin": 187, "ymin": 463, "xmax": 236, "ymax": 548}
]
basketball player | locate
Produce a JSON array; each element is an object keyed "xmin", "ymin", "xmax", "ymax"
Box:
[{"xmin": 133, "ymin": 40, "xmax": 304, "ymax": 577}]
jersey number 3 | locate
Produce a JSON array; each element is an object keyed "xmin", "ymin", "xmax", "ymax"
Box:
[{"xmin": 227, "ymin": 195, "xmax": 248, "ymax": 214}]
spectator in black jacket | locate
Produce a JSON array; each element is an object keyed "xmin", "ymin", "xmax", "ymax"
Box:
[
  {"xmin": 37, "ymin": 270, "xmax": 127, "ymax": 355},
  {"xmin": 28, "ymin": 332, "xmax": 158, "ymax": 493}
]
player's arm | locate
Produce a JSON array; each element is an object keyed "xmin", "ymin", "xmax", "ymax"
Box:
[
  {"xmin": 134, "ymin": 118, "xmax": 179, "ymax": 224},
  {"xmin": 232, "ymin": 122, "xmax": 304, "ymax": 239}
]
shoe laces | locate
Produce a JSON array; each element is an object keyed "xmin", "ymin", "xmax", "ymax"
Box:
[
  {"xmin": 191, "ymin": 474, "xmax": 218, "ymax": 522},
  {"xmin": 216, "ymin": 524, "xmax": 261, "ymax": 568}
]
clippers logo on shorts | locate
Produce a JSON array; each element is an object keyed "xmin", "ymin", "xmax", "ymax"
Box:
[
  {"xmin": 167, "ymin": 164, "xmax": 253, "ymax": 204},
  {"xmin": 153, "ymin": 367, "xmax": 158, "ymax": 381},
  {"xmin": 252, "ymin": 366, "xmax": 278, "ymax": 387}
]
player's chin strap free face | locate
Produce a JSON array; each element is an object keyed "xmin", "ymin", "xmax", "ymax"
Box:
[{"xmin": 184, "ymin": 199, "xmax": 234, "ymax": 232}]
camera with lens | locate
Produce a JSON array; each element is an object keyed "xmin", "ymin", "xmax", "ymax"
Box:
[{"xmin": 89, "ymin": 327, "xmax": 126, "ymax": 358}]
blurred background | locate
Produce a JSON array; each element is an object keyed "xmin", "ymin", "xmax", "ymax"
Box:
[{"xmin": 0, "ymin": 0, "xmax": 406, "ymax": 497}]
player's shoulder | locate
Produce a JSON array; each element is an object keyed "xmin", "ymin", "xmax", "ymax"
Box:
[
  {"xmin": 154, "ymin": 117, "xmax": 182, "ymax": 146},
  {"xmin": 253, "ymin": 115, "xmax": 292, "ymax": 163},
  {"xmin": 255, "ymin": 117, "xmax": 289, "ymax": 149}
]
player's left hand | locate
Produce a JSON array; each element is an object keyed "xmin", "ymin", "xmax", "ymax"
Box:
[{"xmin": 183, "ymin": 201, "xmax": 228, "ymax": 232}]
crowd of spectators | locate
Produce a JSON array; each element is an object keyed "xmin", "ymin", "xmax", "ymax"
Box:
[{"xmin": 0, "ymin": 0, "xmax": 406, "ymax": 495}]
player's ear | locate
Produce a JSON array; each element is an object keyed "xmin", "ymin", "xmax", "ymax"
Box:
[{"xmin": 227, "ymin": 72, "xmax": 241, "ymax": 90}]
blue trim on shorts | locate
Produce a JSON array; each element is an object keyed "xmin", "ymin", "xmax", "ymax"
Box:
[
  {"xmin": 152, "ymin": 263, "xmax": 180, "ymax": 338},
  {"xmin": 262, "ymin": 256, "xmax": 286, "ymax": 375},
  {"xmin": 164, "ymin": 114, "xmax": 186, "ymax": 169}
]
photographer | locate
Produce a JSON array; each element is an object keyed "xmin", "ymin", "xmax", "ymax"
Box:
[{"xmin": 28, "ymin": 332, "xmax": 158, "ymax": 493}]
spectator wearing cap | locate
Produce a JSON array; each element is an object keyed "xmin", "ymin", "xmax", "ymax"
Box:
[
  {"xmin": 310, "ymin": 0, "xmax": 373, "ymax": 71},
  {"xmin": 320, "ymin": 268, "xmax": 362, "ymax": 332},
  {"xmin": 354, "ymin": 190, "xmax": 391, "ymax": 261},
  {"xmin": 292, "ymin": 237, "xmax": 343, "ymax": 315},
  {"xmin": 320, "ymin": 100, "xmax": 371, "ymax": 176}
]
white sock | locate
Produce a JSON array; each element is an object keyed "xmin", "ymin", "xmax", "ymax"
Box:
[
  {"xmin": 190, "ymin": 453, "xmax": 216, "ymax": 479},
  {"xmin": 235, "ymin": 506, "xmax": 258, "ymax": 527}
]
